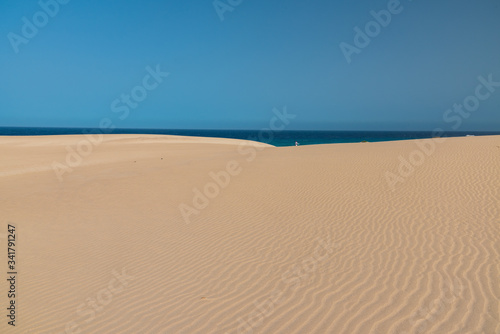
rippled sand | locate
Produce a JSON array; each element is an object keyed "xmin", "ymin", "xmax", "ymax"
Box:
[{"xmin": 0, "ymin": 134, "xmax": 498, "ymax": 334}]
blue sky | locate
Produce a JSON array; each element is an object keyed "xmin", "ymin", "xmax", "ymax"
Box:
[{"xmin": 1, "ymin": 0, "xmax": 499, "ymax": 130}]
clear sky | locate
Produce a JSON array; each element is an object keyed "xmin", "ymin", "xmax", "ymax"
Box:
[{"xmin": 1, "ymin": 0, "xmax": 499, "ymax": 130}]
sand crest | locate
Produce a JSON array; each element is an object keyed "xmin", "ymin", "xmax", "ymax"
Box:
[{"xmin": 0, "ymin": 134, "xmax": 499, "ymax": 334}]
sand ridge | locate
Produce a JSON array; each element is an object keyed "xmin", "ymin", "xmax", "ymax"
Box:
[{"xmin": 0, "ymin": 135, "xmax": 499, "ymax": 333}]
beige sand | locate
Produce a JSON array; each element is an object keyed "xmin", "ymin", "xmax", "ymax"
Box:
[{"xmin": 0, "ymin": 134, "xmax": 499, "ymax": 334}]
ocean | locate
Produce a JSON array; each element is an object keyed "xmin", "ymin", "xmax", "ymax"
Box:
[{"xmin": 0, "ymin": 127, "xmax": 498, "ymax": 147}]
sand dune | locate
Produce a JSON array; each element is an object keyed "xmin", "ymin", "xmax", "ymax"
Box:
[{"xmin": 0, "ymin": 134, "xmax": 499, "ymax": 334}]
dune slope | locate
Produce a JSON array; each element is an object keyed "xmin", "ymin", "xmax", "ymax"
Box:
[{"xmin": 0, "ymin": 134, "xmax": 499, "ymax": 334}]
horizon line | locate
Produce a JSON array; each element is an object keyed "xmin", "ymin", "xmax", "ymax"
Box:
[{"xmin": 1, "ymin": 126, "xmax": 499, "ymax": 133}]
